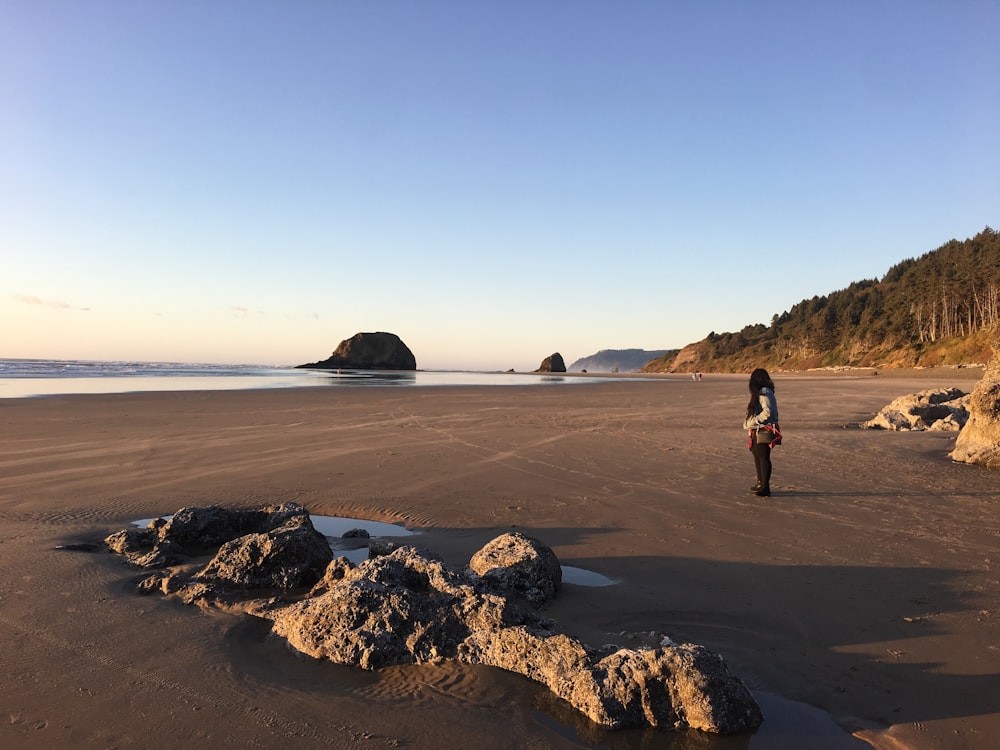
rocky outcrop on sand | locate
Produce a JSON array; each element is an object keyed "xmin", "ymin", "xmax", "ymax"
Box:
[
  {"xmin": 951, "ymin": 348, "xmax": 1000, "ymax": 468},
  {"xmin": 861, "ymin": 388, "xmax": 969, "ymax": 431},
  {"xmin": 535, "ymin": 352, "xmax": 566, "ymax": 373},
  {"xmin": 105, "ymin": 504, "xmax": 334, "ymax": 594},
  {"xmin": 298, "ymin": 331, "xmax": 417, "ymax": 370},
  {"xmin": 102, "ymin": 507, "xmax": 762, "ymax": 735}
]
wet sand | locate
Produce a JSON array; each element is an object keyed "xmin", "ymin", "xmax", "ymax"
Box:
[{"xmin": 1, "ymin": 373, "xmax": 997, "ymax": 749}]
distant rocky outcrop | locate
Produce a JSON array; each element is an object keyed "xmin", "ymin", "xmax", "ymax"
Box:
[
  {"xmin": 951, "ymin": 347, "xmax": 1000, "ymax": 468},
  {"xmin": 862, "ymin": 388, "xmax": 970, "ymax": 431},
  {"xmin": 569, "ymin": 349, "xmax": 674, "ymax": 373},
  {"xmin": 535, "ymin": 352, "xmax": 566, "ymax": 373},
  {"xmin": 298, "ymin": 332, "xmax": 416, "ymax": 371},
  {"xmin": 102, "ymin": 507, "xmax": 762, "ymax": 734}
]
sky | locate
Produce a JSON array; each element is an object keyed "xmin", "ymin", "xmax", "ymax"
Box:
[{"xmin": 2, "ymin": 1, "xmax": 998, "ymax": 371}]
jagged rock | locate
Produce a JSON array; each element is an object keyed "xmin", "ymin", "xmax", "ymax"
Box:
[
  {"xmin": 157, "ymin": 503, "xmax": 310, "ymax": 548},
  {"xmin": 461, "ymin": 627, "xmax": 761, "ymax": 732},
  {"xmin": 536, "ymin": 352, "xmax": 567, "ymax": 373},
  {"xmin": 269, "ymin": 546, "xmax": 533, "ymax": 669},
  {"xmin": 103, "ymin": 527, "xmax": 187, "ymax": 569},
  {"xmin": 105, "ymin": 502, "xmax": 320, "ymax": 571},
  {"xmin": 297, "ymin": 331, "xmax": 417, "ymax": 371},
  {"xmin": 105, "ymin": 526, "xmax": 156, "ymax": 555},
  {"xmin": 194, "ymin": 514, "xmax": 333, "ymax": 590},
  {"xmin": 155, "ymin": 505, "xmax": 259, "ymax": 552},
  {"xmin": 951, "ymin": 349, "xmax": 1000, "ymax": 468},
  {"xmin": 105, "ymin": 505, "xmax": 763, "ymax": 735},
  {"xmin": 368, "ymin": 538, "xmax": 398, "ymax": 557},
  {"xmin": 265, "ymin": 544, "xmax": 761, "ymax": 733},
  {"xmin": 129, "ymin": 539, "xmax": 188, "ymax": 569},
  {"xmin": 468, "ymin": 531, "xmax": 561, "ymax": 605},
  {"xmin": 307, "ymin": 557, "xmax": 357, "ymax": 597},
  {"xmin": 930, "ymin": 412, "xmax": 967, "ymax": 432},
  {"xmin": 861, "ymin": 388, "xmax": 969, "ymax": 431}
]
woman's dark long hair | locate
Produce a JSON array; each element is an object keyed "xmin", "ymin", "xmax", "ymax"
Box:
[{"xmin": 746, "ymin": 368, "xmax": 775, "ymax": 419}]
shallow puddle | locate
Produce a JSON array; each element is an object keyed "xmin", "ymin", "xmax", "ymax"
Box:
[
  {"xmin": 561, "ymin": 565, "xmax": 616, "ymax": 587},
  {"xmin": 309, "ymin": 514, "xmax": 415, "ymax": 539}
]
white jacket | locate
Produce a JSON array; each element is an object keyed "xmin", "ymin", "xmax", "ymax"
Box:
[{"xmin": 743, "ymin": 387, "xmax": 779, "ymax": 430}]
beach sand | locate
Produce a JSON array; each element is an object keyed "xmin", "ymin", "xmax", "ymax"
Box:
[{"xmin": 1, "ymin": 372, "xmax": 997, "ymax": 749}]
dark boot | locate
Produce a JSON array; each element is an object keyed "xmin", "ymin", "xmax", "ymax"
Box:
[{"xmin": 754, "ymin": 485, "xmax": 771, "ymax": 497}]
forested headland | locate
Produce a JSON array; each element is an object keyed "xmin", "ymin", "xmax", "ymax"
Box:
[{"xmin": 644, "ymin": 227, "xmax": 999, "ymax": 373}]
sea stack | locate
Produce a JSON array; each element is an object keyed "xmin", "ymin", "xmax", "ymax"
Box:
[
  {"xmin": 535, "ymin": 352, "xmax": 566, "ymax": 373},
  {"xmin": 298, "ymin": 332, "xmax": 417, "ymax": 371}
]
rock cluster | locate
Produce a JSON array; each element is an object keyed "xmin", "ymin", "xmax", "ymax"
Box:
[
  {"xmin": 298, "ymin": 331, "xmax": 417, "ymax": 371},
  {"xmin": 104, "ymin": 506, "xmax": 762, "ymax": 735},
  {"xmin": 104, "ymin": 504, "xmax": 334, "ymax": 599},
  {"xmin": 861, "ymin": 388, "xmax": 969, "ymax": 431},
  {"xmin": 951, "ymin": 349, "xmax": 1000, "ymax": 468},
  {"xmin": 535, "ymin": 352, "xmax": 567, "ymax": 373}
]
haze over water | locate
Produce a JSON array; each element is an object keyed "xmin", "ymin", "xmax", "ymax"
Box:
[{"xmin": 0, "ymin": 358, "xmax": 636, "ymax": 398}]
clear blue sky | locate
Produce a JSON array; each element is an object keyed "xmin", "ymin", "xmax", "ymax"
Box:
[{"xmin": 3, "ymin": 1, "xmax": 997, "ymax": 370}]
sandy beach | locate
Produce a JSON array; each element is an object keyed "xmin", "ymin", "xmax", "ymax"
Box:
[{"xmin": 1, "ymin": 372, "xmax": 997, "ymax": 749}]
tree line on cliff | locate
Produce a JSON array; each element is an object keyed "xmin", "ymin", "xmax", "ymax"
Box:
[{"xmin": 644, "ymin": 226, "xmax": 1000, "ymax": 373}]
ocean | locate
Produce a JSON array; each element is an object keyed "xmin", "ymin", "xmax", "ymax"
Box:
[{"xmin": 0, "ymin": 358, "xmax": 620, "ymax": 398}]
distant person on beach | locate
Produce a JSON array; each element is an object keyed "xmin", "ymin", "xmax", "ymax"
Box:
[{"xmin": 743, "ymin": 368, "xmax": 781, "ymax": 497}]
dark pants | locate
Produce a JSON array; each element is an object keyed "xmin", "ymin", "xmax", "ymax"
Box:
[{"xmin": 751, "ymin": 442, "xmax": 772, "ymax": 488}]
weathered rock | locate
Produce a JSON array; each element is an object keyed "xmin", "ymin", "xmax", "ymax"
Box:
[
  {"xmin": 265, "ymin": 544, "xmax": 761, "ymax": 733},
  {"xmin": 105, "ymin": 526, "xmax": 156, "ymax": 556},
  {"xmin": 269, "ymin": 546, "xmax": 534, "ymax": 669},
  {"xmin": 105, "ymin": 505, "xmax": 763, "ymax": 735},
  {"xmin": 194, "ymin": 514, "xmax": 333, "ymax": 590},
  {"xmin": 861, "ymin": 388, "xmax": 969, "ymax": 431},
  {"xmin": 129, "ymin": 539, "xmax": 189, "ymax": 569},
  {"xmin": 298, "ymin": 331, "xmax": 417, "ymax": 371},
  {"xmin": 155, "ymin": 505, "xmax": 259, "ymax": 552},
  {"xmin": 368, "ymin": 538, "xmax": 399, "ymax": 557},
  {"xmin": 105, "ymin": 502, "xmax": 319, "ymax": 570},
  {"xmin": 461, "ymin": 627, "xmax": 762, "ymax": 732},
  {"xmin": 468, "ymin": 531, "xmax": 562, "ymax": 605},
  {"xmin": 103, "ymin": 527, "xmax": 187, "ymax": 569},
  {"xmin": 951, "ymin": 348, "xmax": 1000, "ymax": 468},
  {"xmin": 306, "ymin": 556, "xmax": 357, "ymax": 597},
  {"xmin": 535, "ymin": 352, "xmax": 567, "ymax": 373}
]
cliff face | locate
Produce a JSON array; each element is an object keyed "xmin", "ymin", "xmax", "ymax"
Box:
[
  {"xmin": 298, "ymin": 332, "xmax": 416, "ymax": 371},
  {"xmin": 950, "ymin": 346, "xmax": 1000, "ymax": 469}
]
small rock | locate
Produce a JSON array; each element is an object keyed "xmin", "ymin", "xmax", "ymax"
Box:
[{"xmin": 468, "ymin": 532, "xmax": 562, "ymax": 605}]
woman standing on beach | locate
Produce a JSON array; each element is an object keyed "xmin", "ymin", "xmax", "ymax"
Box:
[{"xmin": 744, "ymin": 368, "xmax": 781, "ymax": 497}]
